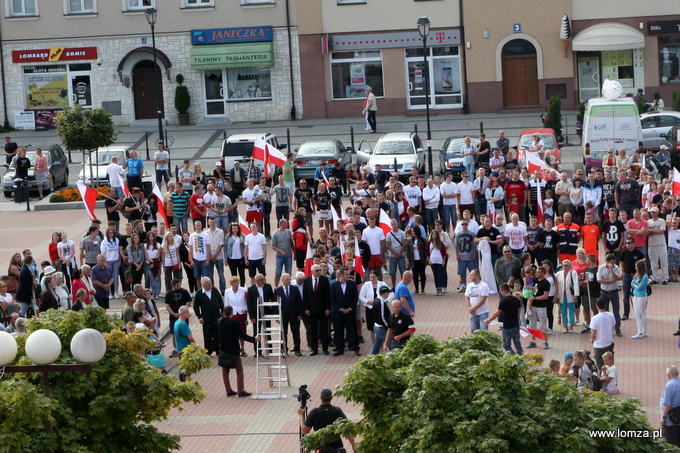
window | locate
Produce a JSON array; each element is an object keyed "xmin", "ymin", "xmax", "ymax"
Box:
[
  {"xmin": 659, "ymin": 37, "xmax": 680, "ymax": 84},
  {"xmin": 67, "ymin": 0, "xmax": 95, "ymax": 13},
  {"xmin": 337, "ymin": 0, "xmax": 365, "ymax": 4},
  {"xmin": 241, "ymin": 0, "xmax": 274, "ymax": 5},
  {"xmin": 23, "ymin": 64, "xmax": 92, "ymax": 110},
  {"xmin": 125, "ymin": 0, "xmax": 152, "ymax": 10},
  {"xmin": 9, "ymin": 0, "xmax": 36, "ymax": 16},
  {"xmin": 331, "ymin": 51, "xmax": 383, "ymax": 100},
  {"xmin": 203, "ymin": 67, "xmax": 272, "ymax": 115},
  {"xmin": 183, "ymin": 0, "xmax": 212, "ymax": 6}
]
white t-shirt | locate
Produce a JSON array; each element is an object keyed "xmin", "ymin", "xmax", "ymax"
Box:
[
  {"xmin": 422, "ymin": 186, "xmax": 440, "ymax": 210},
  {"xmin": 403, "ymin": 185, "xmax": 422, "ymax": 208},
  {"xmin": 457, "ymin": 181, "xmax": 475, "ymax": 205},
  {"xmin": 163, "ymin": 243, "xmax": 180, "ymax": 267},
  {"xmin": 647, "ymin": 218, "xmax": 666, "ymax": 247},
  {"xmin": 362, "ymin": 226, "xmax": 385, "ymax": 255},
  {"xmin": 189, "ymin": 231, "xmax": 211, "ymax": 261},
  {"xmin": 242, "ymin": 187, "xmax": 262, "ymax": 212},
  {"xmin": 245, "ymin": 233, "xmax": 267, "ymax": 260},
  {"xmin": 106, "ymin": 163, "xmax": 123, "ymax": 187},
  {"xmin": 603, "ymin": 365, "xmax": 618, "ymax": 393},
  {"xmin": 154, "ymin": 150, "xmax": 169, "ymax": 170},
  {"xmin": 429, "ymin": 243, "xmax": 443, "ymax": 265},
  {"xmin": 203, "ymin": 191, "xmax": 217, "ymax": 217},
  {"xmin": 229, "ymin": 235, "xmax": 244, "ymax": 260},
  {"xmin": 589, "ymin": 311, "xmax": 616, "ymax": 348},
  {"xmin": 465, "ymin": 281, "xmax": 490, "ymax": 315},
  {"xmin": 100, "ymin": 238, "xmax": 120, "ymax": 262},
  {"xmin": 454, "ymin": 219, "xmax": 480, "ymax": 235},
  {"xmin": 504, "ymin": 224, "xmax": 528, "ymax": 251},
  {"xmin": 440, "ymin": 181, "xmax": 458, "ymax": 206},
  {"xmin": 669, "ymin": 228, "xmax": 680, "ymax": 251},
  {"xmin": 57, "ymin": 240, "xmax": 77, "ymax": 267}
]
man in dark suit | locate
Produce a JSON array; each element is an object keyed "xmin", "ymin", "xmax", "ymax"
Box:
[
  {"xmin": 193, "ymin": 276, "xmax": 225, "ymax": 356},
  {"xmin": 330, "ymin": 266, "xmax": 361, "ymax": 356},
  {"xmin": 246, "ymin": 273, "xmax": 276, "ymax": 356},
  {"xmin": 303, "ymin": 264, "xmax": 331, "ymax": 356},
  {"xmin": 274, "ymin": 273, "xmax": 304, "ymax": 356}
]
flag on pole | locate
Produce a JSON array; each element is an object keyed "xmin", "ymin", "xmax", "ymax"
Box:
[
  {"xmin": 151, "ymin": 184, "xmax": 168, "ymax": 228},
  {"xmin": 76, "ymin": 182, "xmax": 98, "ymax": 221},
  {"xmin": 238, "ymin": 215, "xmax": 252, "ymax": 235},
  {"xmin": 489, "ymin": 322, "xmax": 547, "ymax": 340},
  {"xmin": 534, "ymin": 180, "xmax": 544, "ymax": 224},
  {"xmin": 674, "ymin": 168, "xmax": 680, "ymax": 196},
  {"xmin": 266, "ymin": 142, "xmax": 286, "ymax": 168},
  {"xmin": 304, "ymin": 242, "xmax": 314, "ymax": 277},
  {"xmin": 110, "ymin": 169, "xmax": 130, "ymax": 198},
  {"xmin": 379, "ymin": 209, "xmax": 392, "ymax": 237},
  {"xmin": 354, "ymin": 238, "xmax": 365, "ymax": 279},
  {"xmin": 525, "ymin": 151, "xmax": 556, "ymax": 181},
  {"xmin": 525, "ymin": 326, "xmax": 547, "ymax": 341},
  {"xmin": 253, "ymin": 135, "xmax": 287, "ymax": 179}
]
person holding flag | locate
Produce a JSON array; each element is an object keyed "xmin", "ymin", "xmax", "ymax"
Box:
[
  {"xmin": 362, "ymin": 216, "xmax": 386, "ymax": 281},
  {"xmin": 528, "ymin": 169, "xmax": 547, "ymax": 221}
]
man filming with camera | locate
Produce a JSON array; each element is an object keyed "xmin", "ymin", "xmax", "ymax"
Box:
[{"xmin": 297, "ymin": 388, "xmax": 357, "ymax": 453}]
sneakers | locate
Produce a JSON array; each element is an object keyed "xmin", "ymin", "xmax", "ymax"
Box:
[
  {"xmin": 616, "ymin": 330, "xmax": 623, "ymax": 337},
  {"xmin": 169, "ymin": 350, "xmax": 179, "ymax": 358},
  {"xmin": 435, "ymin": 289, "xmax": 441, "ymax": 296},
  {"xmin": 441, "ymin": 288, "xmax": 447, "ymax": 294},
  {"xmin": 414, "ymin": 290, "xmax": 419, "ymax": 294},
  {"xmin": 543, "ymin": 342, "xmax": 549, "ymax": 349},
  {"xmin": 526, "ymin": 341, "xmax": 537, "ymax": 348},
  {"xmin": 581, "ymin": 327, "xmax": 591, "ymax": 334},
  {"xmin": 663, "ymin": 281, "xmax": 668, "ymax": 285},
  {"xmin": 631, "ymin": 333, "xmax": 644, "ymax": 339},
  {"xmin": 673, "ymin": 330, "xmax": 680, "ymax": 336},
  {"xmin": 621, "ymin": 315, "xmax": 629, "ymax": 321},
  {"xmin": 457, "ymin": 285, "xmax": 466, "ymax": 293}
]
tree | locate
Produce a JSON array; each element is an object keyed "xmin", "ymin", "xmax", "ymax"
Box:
[
  {"xmin": 302, "ymin": 333, "xmax": 677, "ymax": 453},
  {"xmin": 55, "ymin": 105, "xmax": 118, "ymax": 188},
  {"xmin": 546, "ymin": 95, "xmax": 563, "ymax": 140},
  {"xmin": 0, "ymin": 307, "xmax": 211, "ymax": 453}
]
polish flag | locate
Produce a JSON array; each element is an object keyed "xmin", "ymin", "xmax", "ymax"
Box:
[
  {"xmin": 490, "ymin": 322, "xmax": 547, "ymax": 340},
  {"xmin": 151, "ymin": 184, "xmax": 168, "ymax": 228},
  {"xmin": 253, "ymin": 135, "xmax": 287, "ymax": 178},
  {"xmin": 239, "ymin": 215, "xmax": 252, "ymax": 235},
  {"xmin": 304, "ymin": 242, "xmax": 314, "ymax": 277},
  {"xmin": 534, "ymin": 180, "xmax": 544, "ymax": 224},
  {"xmin": 76, "ymin": 182, "xmax": 98, "ymax": 221},
  {"xmin": 110, "ymin": 169, "xmax": 130, "ymax": 198},
  {"xmin": 526, "ymin": 151, "xmax": 557, "ymax": 181},
  {"xmin": 354, "ymin": 238, "xmax": 365, "ymax": 279},
  {"xmin": 673, "ymin": 168, "xmax": 680, "ymax": 196},
  {"xmin": 379, "ymin": 209, "xmax": 391, "ymax": 237}
]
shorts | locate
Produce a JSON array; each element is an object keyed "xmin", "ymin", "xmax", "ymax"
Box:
[
  {"xmin": 304, "ymin": 213, "xmax": 313, "ymax": 226},
  {"xmin": 529, "ymin": 307, "xmax": 549, "ymax": 333},
  {"xmin": 457, "ymin": 260, "xmax": 478, "ymax": 276},
  {"xmin": 94, "ymin": 294, "xmax": 110, "ymax": 310},
  {"xmin": 193, "ymin": 260, "xmax": 207, "ymax": 279},
  {"xmin": 316, "ymin": 210, "xmax": 332, "ymax": 221},
  {"xmin": 156, "ymin": 169, "xmax": 169, "ymax": 183},
  {"xmin": 669, "ymin": 248, "xmax": 680, "ymax": 269},
  {"xmin": 248, "ymin": 258, "xmax": 266, "ymax": 278},
  {"xmin": 368, "ymin": 255, "xmax": 384, "ymax": 268},
  {"xmin": 389, "ymin": 256, "xmax": 407, "ymax": 276},
  {"xmin": 35, "ymin": 171, "xmax": 48, "ymax": 185},
  {"xmin": 246, "ymin": 210, "xmax": 263, "ymax": 223}
]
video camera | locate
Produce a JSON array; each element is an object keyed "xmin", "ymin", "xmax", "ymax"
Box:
[{"xmin": 294, "ymin": 384, "xmax": 311, "ymax": 409}]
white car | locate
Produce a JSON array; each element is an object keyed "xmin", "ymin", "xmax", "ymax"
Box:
[
  {"xmin": 77, "ymin": 146, "xmax": 132, "ymax": 186},
  {"xmin": 367, "ymin": 132, "xmax": 425, "ymax": 179}
]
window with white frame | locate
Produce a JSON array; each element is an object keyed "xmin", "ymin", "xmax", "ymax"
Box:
[
  {"xmin": 125, "ymin": 0, "xmax": 152, "ymax": 10},
  {"xmin": 8, "ymin": 0, "xmax": 37, "ymax": 16},
  {"xmin": 241, "ymin": 0, "xmax": 274, "ymax": 5},
  {"xmin": 331, "ymin": 51, "xmax": 384, "ymax": 100},
  {"xmin": 183, "ymin": 0, "xmax": 212, "ymax": 6},
  {"xmin": 67, "ymin": 0, "xmax": 95, "ymax": 13}
]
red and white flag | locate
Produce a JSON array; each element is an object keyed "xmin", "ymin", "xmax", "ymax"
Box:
[
  {"xmin": 490, "ymin": 322, "xmax": 547, "ymax": 340},
  {"xmin": 354, "ymin": 238, "xmax": 365, "ymax": 279},
  {"xmin": 379, "ymin": 209, "xmax": 391, "ymax": 237},
  {"xmin": 526, "ymin": 151, "xmax": 557, "ymax": 181},
  {"xmin": 151, "ymin": 184, "xmax": 168, "ymax": 228},
  {"xmin": 534, "ymin": 181, "xmax": 544, "ymax": 224},
  {"xmin": 304, "ymin": 242, "xmax": 314, "ymax": 277},
  {"xmin": 110, "ymin": 169, "xmax": 130, "ymax": 198},
  {"xmin": 239, "ymin": 215, "xmax": 252, "ymax": 235},
  {"xmin": 673, "ymin": 168, "xmax": 680, "ymax": 196},
  {"xmin": 76, "ymin": 182, "xmax": 98, "ymax": 221},
  {"xmin": 253, "ymin": 135, "xmax": 287, "ymax": 178}
]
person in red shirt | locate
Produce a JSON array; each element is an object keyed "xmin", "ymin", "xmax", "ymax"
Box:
[
  {"xmin": 580, "ymin": 211, "xmax": 601, "ymax": 264},
  {"xmin": 504, "ymin": 170, "xmax": 528, "ymax": 223},
  {"xmin": 189, "ymin": 185, "xmax": 207, "ymax": 229},
  {"xmin": 625, "ymin": 208, "xmax": 648, "ymax": 252}
]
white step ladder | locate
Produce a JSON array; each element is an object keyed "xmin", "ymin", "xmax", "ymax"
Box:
[{"xmin": 252, "ymin": 297, "xmax": 290, "ymax": 399}]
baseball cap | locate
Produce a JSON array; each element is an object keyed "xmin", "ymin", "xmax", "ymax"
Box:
[
  {"xmin": 661, "ymin": 144, "xmax": 669, "ymax": 150},
  {"xmin": 320, "ymin": 388, "xmax": 333, "ymax": 400},
  {"xmin": 564, "ymin": 352, "xmax": 573, "ymax": 360},
  {"xmin": 651, "ymin": 207, "xmax": 660, "ymax": 212},
  {"xmin": 379, "ymin": 286, "xmax": 391, "ymax": 294},
  {"xmin": 216, "ymin": 161, "xmax": 222, "ymax": 166}
]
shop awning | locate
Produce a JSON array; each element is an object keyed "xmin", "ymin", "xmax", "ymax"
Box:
[
  {"xmin": 572, "ymin": 23, "xmax": 645, "ymax": 52},
  {"xmin": 190, "ymin": 42, "xmax": 273, "ymax": 69}
]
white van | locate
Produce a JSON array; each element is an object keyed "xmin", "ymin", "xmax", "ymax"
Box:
[
  {"xmin": 582, "ymin": 97, "xmax": 643, "ymax": 170},
  {"xmin": 220, "ymin": 132, "xmax": 286, "ymax": 174}
]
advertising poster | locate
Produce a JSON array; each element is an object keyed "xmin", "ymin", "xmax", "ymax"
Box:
[
  {"xmin": 14, "ymin": 111, "xmax": 35, "ymax": 130},
  {"xmin": 350, "ymin": 63, "xmax": 365, "ymax": 85},
  {"xmin": 24, "ymin": 73, "xmax": 69, "ymax": 109}
]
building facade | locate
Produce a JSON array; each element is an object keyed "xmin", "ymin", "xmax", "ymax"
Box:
[{"xmin": 0, "ymin": 0, "xmax": 302, "ymax": 128}]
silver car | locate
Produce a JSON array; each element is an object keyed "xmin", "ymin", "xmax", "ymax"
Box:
[
  {"xmin": 77, "ymin": 146, "xmax": 132, "ymax": 186},
  {"xmin": 641, "ymin": 111, "xmax": 680, "ymax": 150},
  {"xmin": 3, "ymin": 145, "xmax": 68, "ymax": 197},
  {"xmin": 293, "ymin": 139, "xmax": 369, "ymax": 180}
]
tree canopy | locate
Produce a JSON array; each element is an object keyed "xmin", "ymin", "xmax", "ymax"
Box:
[
  {"xmin": 302, "ymin": 332, "xmax": 677, "ymax": 453},
  {"xmin": 0, "ymin": 307, "xmax": 211, "ymax": 453},
  {"xmin": 55, "ymin": 105, "xmax": 118, "ymax": 152}
]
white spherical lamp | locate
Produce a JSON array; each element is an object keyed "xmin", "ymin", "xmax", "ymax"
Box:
[
  {"xmin": 25, "ymin": 329, "xmax": 62, "ymax": 365},
  {"xmin": 70, "ymin": 328, "xmax": 107, "ymax": 364},
  {"xmin": 0, "ymin": 331, "xmax": 18, "ymax": 366}
]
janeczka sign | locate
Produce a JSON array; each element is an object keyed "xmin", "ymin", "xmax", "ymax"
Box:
[
  {"xmin": 12, "ymin": 47, "xmax": 97, "ymax": 63},
  {"xmin": 192, "ymin": 26, "xmax": 273, "ymax": 45}
]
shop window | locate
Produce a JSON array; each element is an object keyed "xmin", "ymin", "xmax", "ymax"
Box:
[
  {"xmin": 330, "ymin": 51, "xmax": 383, "ymax": 100},
  {"xmin": 66, "ymin": 0, "xmax": 95, "ymax": 14},
  {"xmin": 124, "ymin": 0, "xmax": 153, "ymax": 11},
  {"xmin": 659, "ymin": 37, "xmax": 680, "ymax": 84},
  {"xmin": 225, "ymin": 68, "xmax": 271, "ymax": 100},
  {"xmin": 7, "ymin": 0, "xmax": 37, "ymax": 16},
  {"xmin": 183, "ymin": 0, "xmax": 212, "ymax": 6},
  {"xmin": 23, "ymin": 64, "xmax": 92, "ymax": 110}
]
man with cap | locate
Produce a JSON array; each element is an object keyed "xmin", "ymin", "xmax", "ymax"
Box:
[
  {"xmin": 213, "ymin": 161, "xmax": 227, "ymax": 190},
  {"xmin": 298, "ymin": 388, "xmax": 357, "ymax": 453},
  {"xmin": 657, "ymin": 144, "xmax": 671, "ymax": 180},
  {"xmin": 365, "ymin": 285, "xmax": 393, "ymax": 354},
  {"xmin": 314, "ymin": 161, "xmax": 330, "ymax": 192},
  {"xmin": 559, "ymin": 352, "xmax": 574, "ymax": 375}
]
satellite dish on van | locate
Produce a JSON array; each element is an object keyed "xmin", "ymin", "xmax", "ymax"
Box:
[{"xmin": 602, "ymin": 79, "xmax": 622, "ymax": 100}]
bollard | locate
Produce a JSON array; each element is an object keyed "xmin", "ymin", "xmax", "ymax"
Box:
[
  {"xmin": 479, "ymin": 122, "xmax": 484, "ymax": 134},
  {"xmin": 223, "ymin": 130, "xmax": 227, "ymax": 140},
  {"xmin": 287, "ymin": 128, "xmax": 291, "ymax": 152},
  {"xmin": 350, "ymin": 126, "xmax": 355, "ymax": 152},
  {"xmin": 414, "ymin": 124, "xmax": 418, "ymax": 135},
  {"xmin": 145, "ymin": 131, "xmax": 150, "ymax": 160},
  {"xmin": 393, "ymin": 157, "xmax": 398, "ymax": 173},
  {"xmin": 175, "ymin": 165, "xmax": 179, "ymax": 183}
]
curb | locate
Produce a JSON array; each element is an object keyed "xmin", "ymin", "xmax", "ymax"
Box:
[{"xmin": 34, "ymin": 199, "xmax": 106, "ymax": 211}]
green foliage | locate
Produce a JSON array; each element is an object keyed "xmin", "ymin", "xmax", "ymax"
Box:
[
  {"xmin": 673, "ymin": 91, "xmax": 680, "ymax": 113},
  {"xmin": 0, "ymin": 307, "xmax": 209, "ymax": 453},
  {"xmin": 546, "ymin": 95, "xmax": 563, "ymax": 139},
  {"xmin": 302, "ymin": 332, "xmax": 676, "ymax": 453},
  {"xmin": 174, "ymin": 74, "xmax": 190, "ymax": 114},
  {"xmin": 576, "ymin": 102, "xmax": 586, "ymax": 136},
  {"xmin": 178, "ymin": 343, "xmax": 211, "ymax": 377},
  {"xmin": 54, "ymin": 105, "xmax": 117, "ymax": 152}
]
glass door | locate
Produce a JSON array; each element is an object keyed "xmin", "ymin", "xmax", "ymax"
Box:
[
  {"xmin": 70, "ymin": 74, "xmax": 92, "ymax": 107},
  {"xmin": 204, "ymin": 69, "xmax": 225, "ymax": 116},
  {"xmin": 406, "ymin": 58, "xmax": 428, "ymax": 108},
  {"xmin": 577, "ymin": 54, "xmax": 600, "ymax": 102},
  {"xmin": 405, "ymin": 47, "xmax": 462, "ymax": 109}
]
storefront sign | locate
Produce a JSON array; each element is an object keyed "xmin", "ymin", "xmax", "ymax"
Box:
[
  {"xmin": 332, "ymin": 29, "xmax": 461, "ymax": 51},
  {"xmin": 24, "ymin": 72, "xmax": 69, "ymax": 109},
  {"xmin": 12, "ymin": 47, "xmax": 97, "ymax": 63},
  {"xmin": 192, "ymin": 26, "xmax": 273, "ymax": 45},
  {"xmin": 648, "ymin": 21, "xmax": 680, "ymax": 35},
  {"xmin": 14, "ymin": 111, "xmax": 35, "ymax": 130},
  {"xmin": 190, "ymin": 43, "xmax": 274, "ymax": 69}
]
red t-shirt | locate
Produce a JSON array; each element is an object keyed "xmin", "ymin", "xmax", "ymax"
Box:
[
  {"xmin": 504, "ymin": 180, "xmax": 527, "ymax": 205},
  {"xmin": 626, "ymin": 219, "xmax": 648, "ymax": 248},
  {"xmin": 189, "ymin": 194, "xmax": 205, "ymax": 219},
  {"xmin": 581, "ymin": 224, "xmax": 600, "ymax": 254}
]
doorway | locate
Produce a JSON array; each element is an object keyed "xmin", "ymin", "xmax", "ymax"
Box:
[
  {"xmin": 501, "ymin": 39, "xmax": 538, "ymax": 107},
  {"xmin": 132, "ymin": 60, "xmax": 164, "ymax": 120}
]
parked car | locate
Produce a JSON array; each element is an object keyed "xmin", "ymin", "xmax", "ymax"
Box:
[
  {"xmin": 293, "ymin": 139, "xmax": 369, "ymax": 180},
  {"xmin": 641, "ymin": 111, "xmax": 680, "ymax": 151},
  {"xmin": 367, "ymin": 132, "xmax": 429, "ymax": 179},
  {"xmin": 3, "ymin": 144, "xmax": 68, "ymax": 197},
  {"xmin": 662, "ymin": 124, "xmax": 680, "ymax": 172},
  {"xmin": 441, "ymin": 136, "xmax": 468, "ymax": 181},
  {"xmin": 515, "ymin": 128, "xmax": 562, "ymax": 170},
  {"xmin": 220, "ymin": 133, "xmax": 286, "ymax": 177},
  {"xmin": 77, "ymin": 145, "xmax": 132, "ymax": 186}
]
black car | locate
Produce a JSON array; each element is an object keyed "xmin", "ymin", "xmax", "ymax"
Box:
[
  {"xmin": 663, "ymin": 125, "xmax": 680, "ymax": 172},
  {"xmin": 3, "ymin": 144, "xmax": 68, "ymax": 197},
  {"xmin": 441, "ymin": 136, "xmax": 468, "ymax": 182}
]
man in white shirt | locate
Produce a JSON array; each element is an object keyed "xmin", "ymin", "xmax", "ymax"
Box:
[
  {"xmin": 202, "ymin": 183, "xmax": 218, "ymax": 218},
  {"xmin": 205, "ymin": 216, "xmax": 225, "ymax": 295},
  {"xmin": 106, "ymin": 156, "xmax": 125, "ymax": 198},
  {"xmin": 457, "ymin": 172, "xmax": 475, "ymax": 221},
  {"xmin": 440, "ymin": 172, "xmax": 459, "ymax": 234},
  {"xmin": 422, "ymin": 178, "xmax": 440, "ymax": 234},
  {"xmin": 362, "ymin": 217, "xmax": 386, "ymax": 280},
  {"xmin": 589, "ymin": 298, "xmax": 617, "ymax": 370},
  {"xmin": 206, "ymin": 185, "xmax": 233, "ymax": 231},
  {"xmin": 465, "ymin": 269, "xmax": 489, "ymax": 333},
  {"xmin": 244, "ymin": 222, "xmax": 267, "ymax": 286},
  {"xmin": 648, "ymin": 207, "xmax": 669, "ymax": 284},
  {"xmin": 189, "ymin": 220, "xmax": 211, "ymax": 292},
  {"xmin": 154, "ymin": 141, "xmax": 170, "ymax": 191},
  {"xmin": 454, "ymin": 209, "xmax": 480, "ymax": 235},
  {"xmin": 403, "ymin": 176, "xmax": 423, "ymax": 214},
  {"xmin": 504, "ymin": 213, "xmax": 528, "ymax": 258},
  {"xmin": 242, "ymin": 179, "xmax": 265, "ymax": 232}
]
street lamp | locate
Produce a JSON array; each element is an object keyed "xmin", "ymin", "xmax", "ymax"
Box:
[
  {"xmin": 417, "ymin": 17, "xmax": 433, "ymax": 177},
  {"xmin": 0, "ymin": 328, "xmax": 107, "ymax": 453},
  {"xmin": 145, "ymin": 8, "xmax": 164, "ymax": 153}
]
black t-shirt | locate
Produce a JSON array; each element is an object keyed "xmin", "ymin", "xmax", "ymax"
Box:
[
  {"xmin": 119, "ymin": 235, "xmax": 130, "ymax": 256},
  {"xmin": 5, "ymin": 141, "xmax": 17, "ymax": 156},
  {"xmin": 584, "ymin": 266, "xmax": 600, "ymax": 298},
  {"xmin": 328, "ymin": 186, "xmax": 343, "ymax": 210},
  {"xmin": 295, "ymin": 188, "xmax": 314, "ymax": 211},
  {"xmin": 165, "ymin": 288, "xmax": 192, "ymax": 314},
  {"xmin": 125, "ymin": 197, "xmax": 143, "ymax": 221},
  {"xmin": 351, "ymin": 221, "xmax": 366, "ymax": 233},
  {"xmin": 619, "ymin": 248, "xmax": 645, "ymax": 275},
  {"xmin": 224, "ymin": 189, "xmax": 239, "ymax": 208},
  {"xmin": 304, "ymin": 404, "xmax": 346, "ymax": 449},
  {"xmin": 376, "ymin": 170, "xmax": 390, "ymax": 186},
  {"xmin": 314, "ymin": 191, "xmax": 331, "ymax": 210},
  {"xmin": 602, "ymin": 220, "xmax": 625, "ymax": 252},
  {"xmin": 105, "ymin": 197, "xmax": 120, "ymax": 222},
  {"xmin": 601, "ymin": 180, "xmax": 615, "ymax": 202},
  {"xmin": 538, "ymin": 230, "xmax": 559, "ymax": 254},
  {"xmin": 476, "ymin": 226, "xmax": 501, "ymax": 255},
  {"xmin": 532, "ymin": 278, "xmax": 551, "ymax": 308},
  {"xmin": 499, "ymin": 295, "xmax": 521, "ymax": 328},
  {"xmin": 477, "ymin": 141, "xmax": 491, "ymax": 164},
  {"xmin": 15, "ymin": 157, "xmax": 31, "ymax": 179},
  {"xmin": 388, "ymin": 311, "xmax": 414, "ymax": 344}
]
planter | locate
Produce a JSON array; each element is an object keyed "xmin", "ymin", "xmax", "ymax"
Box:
[{"xmin": 178, "ymin": 112, "xmax": 190, "ymax": 126}]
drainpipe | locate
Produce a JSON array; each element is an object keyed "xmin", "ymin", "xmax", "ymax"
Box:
[
  {"xmin": 0, "ymin": 20, "xmax": 9, "ymax": 129},
  {"xmin": 285, "ymin": 0, "xmax": 296, "ymax": 120}
]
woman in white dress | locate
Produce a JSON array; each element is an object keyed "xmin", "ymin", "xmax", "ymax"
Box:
[{"xmin": 224, "ymin": 275, "xmax": 249, "ymax": 356}]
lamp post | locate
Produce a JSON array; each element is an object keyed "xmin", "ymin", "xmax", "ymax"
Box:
[
  {"xmin": 417, "ymin": 17, "xmax": 432, "ymax": 177},
  {"xmin": 145, "ymin": 8, "xmax": 164, "ymax": 150},
  {"xmin": 0, "ymin": 328, "xmax": 107, "ymax": 453}
]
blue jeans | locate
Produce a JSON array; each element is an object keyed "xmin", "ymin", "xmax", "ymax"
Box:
[
  {"xmin": 107, "ymin": 260, "xmax": 119, "ymax": 296},
  {"xmin": 600, "ymin": 290, "xmax": 621, "ymax": 333},
  {"xmin": 275, "ymin": 254, "xmax": 293, "ymax": 277},
  {"xmin": 470, "ymin": 312, "xmax": 489, "ymax": 333},
  {"xmin": 215, "ymin": 216, "xmax": 230, "ymax": 231},
  {"xmin": 442, "ymin": 204, "xmax": 457, "ymax": 230},
  {"xmin": 114, "ymin": 186, "xmax": 125, "ymax": 198},
  {"xmin": 465, "ymin": 163, "xmax": 475, "ymax": 179},
  {"xmin": 174, "ymin": 215, "xmax": 188, "ymax": 234},
  {"xmin": 372, "ymin": 325, "xmax": 387, "ymax": 354},
  {"xmin": 622, "ymin": 273, "xmax": 633, "ymax": 318},
  {"xmin": 619, "ymin": 203, "xmax": 638, "ymax": 218},
  {"xmin": 389, "ymin": 255, "xmax": 406, "ymax": 277},
  {"xmin": 145, "ymin": 266, "xmax": 161, "ymax": 296},
  {"xmin": 424, "ymin": 208, "xmax": 438, "ymax": 233},
  {"xmin": 205, "ymin": 259, "xmax": 226, "ymax": 294},
  {"xmin": 389, "ymin": 339, "xmax": 405, "ymax": 351},
  {"xmin": 502, "ymin": 326, "xmax": 523, "ymax": 354}
]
